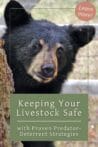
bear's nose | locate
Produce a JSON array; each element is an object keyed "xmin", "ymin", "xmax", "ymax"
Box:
[{"xmin": 41, "ymin": 64, "xmax": 55, "ymax": 78}]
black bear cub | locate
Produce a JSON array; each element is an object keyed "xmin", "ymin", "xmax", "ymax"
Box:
[{"xmin": 3, "ymin": 1, "xmax": 95, "ymax": 147}]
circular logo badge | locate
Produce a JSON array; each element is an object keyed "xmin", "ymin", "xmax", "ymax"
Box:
[{"xmin": 75, "ymin": 2, "xmax": 96, "ymax": 21}]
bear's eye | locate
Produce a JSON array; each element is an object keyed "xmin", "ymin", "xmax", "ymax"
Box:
[
  {"xmin": 33, "ymin": 43, "xmax": 42, "ymax": 50},
  {"xmin": 32, "ymin": 43, "xmax": 42, "ymax": 54},
  {"xmin": 56, "ymin": 47, "xmax": 64, "ymax": 58}
]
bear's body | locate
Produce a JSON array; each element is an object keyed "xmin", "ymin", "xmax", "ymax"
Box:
[{"xmin": 3, "ymin": 1, "xmax": 95, "ymax": 147}]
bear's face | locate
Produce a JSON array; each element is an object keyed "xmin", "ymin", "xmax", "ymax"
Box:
[
  {"xmin": 4, "ymin": 1, "xmax": 95, "ymax": 84},
  {"xmin": 23, "ymin": 21, "xmax": 72, "ymax": 83}
]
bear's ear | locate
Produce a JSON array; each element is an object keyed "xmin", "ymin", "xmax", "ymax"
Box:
[
  {"xmin": 69, "ymin": 25, "xmax": 95, "ymax": 52},
  {"xmin": 4, "ymin": 0, "xmax": 31, "ymax": 28}
]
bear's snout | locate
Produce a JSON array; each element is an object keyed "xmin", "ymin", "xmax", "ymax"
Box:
[{"xmin": 41, "ymin": 64, "xmax": 55, "ymax": 78}]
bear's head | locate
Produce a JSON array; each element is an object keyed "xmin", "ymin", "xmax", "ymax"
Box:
[{"xmin": 3, "ymin": 1, "xmax": 95, "ymax": 84}]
